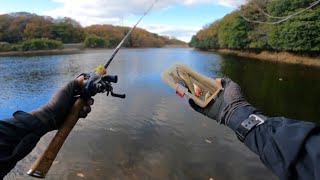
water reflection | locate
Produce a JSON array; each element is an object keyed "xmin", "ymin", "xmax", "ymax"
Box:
[
  {"xmin": 0, "ymin": 55, "xmax": 83, "ymax": 116},
  {"xmin": 218, "ymin": 54, "xmax": 320, "ymax": 123}
]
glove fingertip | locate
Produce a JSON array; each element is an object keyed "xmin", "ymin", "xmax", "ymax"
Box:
[
  {"xmin": 221, "ymin": 77, "xmax": 231, "ymax": 87},
  {"xmin": 66, "ymin": 80, "xmax": 83, "ymax": 98},
  {"xmin": 87, "ymin": 98, "xmax": 94, "ymax": 105},
  {"xmin": 79, "ymin": 111, "xmax": 88, "ymax": 118},
  {"xmin": 83, "ymin": 106, "xmax": 91, "ymax": 113}
]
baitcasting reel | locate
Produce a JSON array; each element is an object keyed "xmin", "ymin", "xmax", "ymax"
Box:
[{"xmin": 79, "ymin": 72, "xmax": 126, "ymax": 99}]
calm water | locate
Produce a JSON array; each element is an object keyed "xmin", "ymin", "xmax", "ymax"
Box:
[{"xmin": 0, "ymin": 48, "xmax": 319, "ymax": 180}]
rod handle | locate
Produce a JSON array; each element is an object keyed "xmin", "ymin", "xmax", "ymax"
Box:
[{"xmin": 27, "ymin": 99, "xmax": 85, "ymax": 178}]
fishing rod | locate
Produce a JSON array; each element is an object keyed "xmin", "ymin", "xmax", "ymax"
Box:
[{"xmin": 27, "ymin": 0, "xmax": 159, "ymax": 178}]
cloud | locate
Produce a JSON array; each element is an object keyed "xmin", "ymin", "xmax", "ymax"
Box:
[
  {"xmin": 46, "ymin": 0, "xmax": 246, "ymax": 24},
  {"xmin": 46, "ymin": 0, "xmax": 246, "ymax": 41},
  {"xmin": 140, "ymin": 24, "xmax": 201, "ymax": 42}
]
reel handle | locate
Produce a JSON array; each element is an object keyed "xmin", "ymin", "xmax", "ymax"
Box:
[{"xmin": 111, "ymin": 92, "xmax": 126, "ymax": 99}]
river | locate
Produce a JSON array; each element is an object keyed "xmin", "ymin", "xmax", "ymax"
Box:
[{"xmin": 0, "ymin": 48, "xmax": 319, "ymax": 180}]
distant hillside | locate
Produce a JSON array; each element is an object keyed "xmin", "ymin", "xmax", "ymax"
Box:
[
  {"xmin": 0, "ymin": 12, "xmax": 186, "ymax": 48},
  {"xmin": 85, "ymin": 25, "xmax": 186, "ymax": 48}
]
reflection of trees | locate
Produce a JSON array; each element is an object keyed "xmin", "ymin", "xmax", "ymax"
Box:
[{"xmin": 216, "ymin": 55, "xmax": 320, "ymax": 123}]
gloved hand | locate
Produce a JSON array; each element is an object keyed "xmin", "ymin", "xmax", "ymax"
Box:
[
  {"xmin": 31, "ymin": 76, "xmax": 94, "ymax": 131},
  {"xmin": 189, "ymin": 78, "xmax": 255, "ymax": 128}
]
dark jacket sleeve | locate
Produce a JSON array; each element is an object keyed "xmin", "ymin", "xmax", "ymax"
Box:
[
  {"xmin": 229, "ymin": 106, "xmax": 320, "ymax": 180},
  {"xmin": 0, "ymin": 111, "xmax": 48, "ymax": 179}
]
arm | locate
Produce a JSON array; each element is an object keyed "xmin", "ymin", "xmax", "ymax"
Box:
[
  {"xmin": 0, "ymin": 112, "xmax": 47, "ymax": 178},
  {"xmin": 189, "ymin": 78, "xmax": 320, "ymax": 180},
  {"xmin": 0, "ymin": 79, "xmax": 93, "ymax": 178}
]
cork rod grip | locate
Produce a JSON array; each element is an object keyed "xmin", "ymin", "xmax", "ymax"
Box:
[{"xmin": 27, "ymin": 99, "xmax": 86, "ymax": 178}]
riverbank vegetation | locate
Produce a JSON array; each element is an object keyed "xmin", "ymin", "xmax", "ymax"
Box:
[
  {"xmin": 0, "ymin": 12, "xmax": 186, "ymax": 52},
  {"xmin": 0, "ymin": 38, "xmax": 63, "ymax": 52},
  {"xmin": 189, "ymin": 0, "xmax": 320, "ymax": 54}
]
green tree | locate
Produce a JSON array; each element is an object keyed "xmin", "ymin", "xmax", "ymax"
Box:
[
  {"xmin": 268, "ymin": 6, "xmax": 320, "ymax": 51},
  {"xmin": 218, "ymin": 12, "xmax": 250, "ymax": 49},
  {"xmin": 189, "ymin": 0, "xmax": 320, "ymax": 53},
  {"xmin": 189, "ymin": 35, "xmax": 199, "ymax": 47},
  {"xmin": 84, "ymin": 35, "xmax": 106, "ymax": 48},
  {"xmin": 52, "ymin": 18, "xmax": 85, "ymax": 43},
  {"xmin": 268, "ymin": 0, "xmax": 316, "ymax": 17},
  {"xmin": 21, "ymin": 38, "xmax": 63, "ymax": 51},
  {"xmin": 248, "ymin": 24, "xmax": 270, "ymax": 49}
]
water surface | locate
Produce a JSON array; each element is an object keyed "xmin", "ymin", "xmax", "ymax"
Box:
[{"xmin": 1, "ymin": 48, "xmax": 319, "ymax": 180}]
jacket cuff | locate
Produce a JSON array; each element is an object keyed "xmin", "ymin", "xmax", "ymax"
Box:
[
  {"xmin": 13, "ymin": 111, "xmax": 50, "ymax": 136},
  {"xmin": 226, "ymin": 105, "xmax": 257, "ymax": 132}
]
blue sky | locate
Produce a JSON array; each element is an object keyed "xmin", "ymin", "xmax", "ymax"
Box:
[{"xmin": 0, "ymin": 0, "xmax": 244, "ymax": 42}]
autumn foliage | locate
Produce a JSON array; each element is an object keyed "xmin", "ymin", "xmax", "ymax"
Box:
[
  {"xmin": 0, "ymin": 12, "xmax": 85, "ymax": 44},
  {"xmin": 85, "ymin": 25, "xmax": 180, "ymax": 48},
  {"xmin": 0, "ymin": 12, "xmax": 186, "ymax": 51}
]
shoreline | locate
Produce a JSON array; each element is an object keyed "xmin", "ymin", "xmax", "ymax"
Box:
[
  {"xmin": 2, "ymin": 48, "xmax": 320, "ymax": 68},
  {"xmin": 0, "ymin": 48, "xmax": 83, "ymax": 57},
  {"xmin": 0, "ymin": 46, "xmax": 190, "ymax": 57},
  {"xmin": 209, "ymin": 49, "xmax": 320, "ymax": 68}
]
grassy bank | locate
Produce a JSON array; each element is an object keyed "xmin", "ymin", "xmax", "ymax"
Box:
[
  {"xmin": 0, "ymin": 46, "xmax": 187, "ymax": 57},
  {"xmin": 163, "ymin": 44, "xmax": 190, "ymax": 48},
  {"xmin": 211, "ymin": 49, "xmax": 320, "ymax": 67},
  {"xmin": 0, "ymin": 40, "xmax": 85, "ymax": 57},
  {"xmin": 0, "ymin": 48, "xmax": 82, "ymax": 57}
]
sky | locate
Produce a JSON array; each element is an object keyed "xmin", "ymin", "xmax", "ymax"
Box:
[{"xmin": 0, "ymin": 0, "xmax": 246, "ymax": 42}]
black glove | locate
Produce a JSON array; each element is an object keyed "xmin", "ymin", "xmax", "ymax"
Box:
[
  {"xmin": 31, "ymin": 79, "xmax": 94, "ymax": 131},
  {"xmin": 189, "ymin": 78, "xmax": 254, "ymax": 127}
]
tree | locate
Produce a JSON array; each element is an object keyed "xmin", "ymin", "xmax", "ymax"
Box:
[
  {"xmin": 52, "ymin": 18, "xmax": 85, "ymax": 43},
  {"xmin": 85, "ymin": 25, "xmax": 172, "ymax": 48},
  {"xmin": 218, "ymin": 12, "xmax": 250, "ymax": 49},
  {"xmin": 190, "ymin": 0, "xmax": 320, "ymax": 52},
  {"xmin": 248, "ymin": 24, "xmax": 270, "ymax": 49},
  {"xmin": 84, "ymin": 35, "xmax": 106, "ymax": 48},
  {"xmin": 268, "ymin": 0, "xmax": 316, "ymax": 17},
  {"xmin": 268, "ymin": 4, "xmax": 320, "ymax": 51},
  {"xmin": 0, "ymin": 14, "xmax": 12, "ymax": 42},
  {"xmin": 7, "ymin": 16, "xmax": 29, "ymax": 42},
  {"xmin": 0, "ymin": 12, "xmax": 185, "ymax": 48},
  {"xmin": 24, "ymin": 16, "xmax": 53, "ymax": 39}
]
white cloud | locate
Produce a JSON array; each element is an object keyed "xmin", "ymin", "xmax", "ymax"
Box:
[
  {"xmin": 48, "ymin": 0, "xmax": 245, "ymax": 20},
  {"xmin": 46, "ymin": 0, "xmax": 246, "ymax": 41},
  {"xmin": 140, "ymin": 23, "xmax": 201, "ymax": 42}
]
